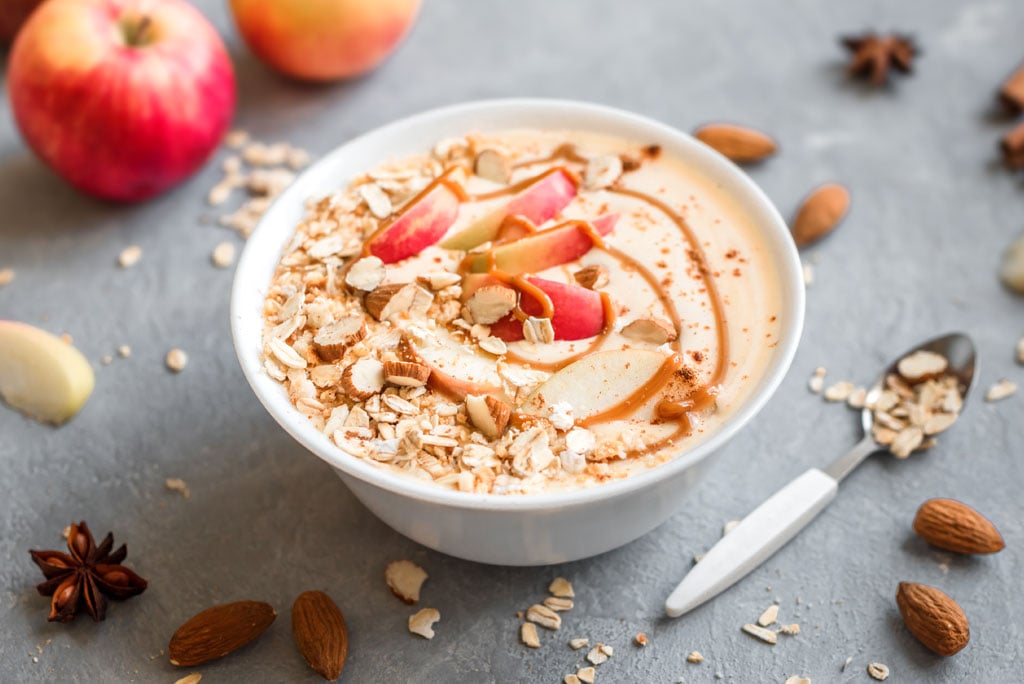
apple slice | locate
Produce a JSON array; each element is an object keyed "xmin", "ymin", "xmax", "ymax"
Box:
[
  {"xmin": 441, "ymin": 168, "xmax": 577, "ymax": 250},
  {"xmin": 489, "ymin": 277, "xmax": 606, "ymax": 342},
  {"xmin": 402, "ymin": 327, "xmax": 505, "ymax": 400},
  {"xmin": 0, "ymin": 320, "xmax": 94, "ymax": 424},
  {"xmin": 366, "ymin": 171, "xmax": 464, "ymax": 264},
  {"xmin": 519, "ymin": 349, "xmax": 678, "ymax": 422},
  {"xmin": 465, "ymin": 214, "xmax": 618, "ymax": 274}
]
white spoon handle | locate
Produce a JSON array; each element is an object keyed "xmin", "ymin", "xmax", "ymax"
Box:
[{"xmin": 665, "ymin": 468, "xmax": 839, "ymax": 618}]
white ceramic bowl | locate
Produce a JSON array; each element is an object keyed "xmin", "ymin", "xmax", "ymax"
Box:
[{"xmin": 231, "ymin": 99, "xmax": 804, "ymax": 566}]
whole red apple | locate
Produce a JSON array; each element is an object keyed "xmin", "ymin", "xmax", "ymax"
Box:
[
  {"xmin": 0, "ymin": 0, "xmax": 43, "ymax": 45},
  {"xmin": 8, "ymin": 0, "xmax": 235, "ymax": 202},
  {"xmin": 229, "ymin": 0, "xmax": 420, "ymax": 82}
]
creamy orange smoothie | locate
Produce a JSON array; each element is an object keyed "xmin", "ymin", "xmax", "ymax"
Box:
[{"xmin": 260, "ymin": 130, "xmax": 782, "ymax": 494}]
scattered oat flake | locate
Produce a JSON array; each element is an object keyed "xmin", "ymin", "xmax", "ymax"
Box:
[
  {"xmin": 526, "ymin": 603, "xmax": 561, "ymax": 630},
  {"xmin": 802, "ymin": 262, "xmax": 814, "ymax": 286},
  {"xmin": 586, "ymin": 645, "xmax": 609, "ymax": 665},
  {"xmin": 520, "ymin": 622, "xmax": 540, "ymax": 648},
  {"xmin": 808, "ymin": 367, "xmax": 825, "ymax": 393},
  {"xmin": 408, "ymin": 608, "xmax": 440, "ymax": 639},
  {"xmin": 778, "ymin": 623, "xmax": 800, "ymax": 635},
  {"xmin": 0, "ymin": 268, "xmax": 14, "ymax": 286},
  {"xmin": 165, "ymin": 348, "xmax": 188, "ymax": 372},
  {"xmin": 841, "ymin": 656, "xmax": 853, "ymax": 672},
  {"xmin": 101, "ymin": 355, "xmax": 113, "ymax": 365},
  {"xmin": 722, "ymin": 520, "xmax": 740, "ymax": 536},
  {"xmin": 564, "ymin": 676, "xmax": 581, "ymax": 684},
  {"xmin": 687, "ymin": 650, "xmax": 704, "ymax": 663},
  {"xmin": 846, "ymin": 386, "xmax": 867, "ymax": 408},
  {"xmin": 385, "ymin": 560, "xmax": 428, "ymax": 604},
  {"xmin": 569, "ymin": 638, "xmax": 589, "ymax": 650},
  {"xmin": 549, "ymin": 577, "xmax": 575, "ymax": 598},
  {"xmin": 577, "ymin": 667, "xmax": 596, "ymax": 683},
  {"xmin": 118, "ymin": 245, "xmax": 142, "ymax": 268},
  {"xmin": 823, "ymin": 380, "xmax": 854, "ymax": 402},
  {"xmin": 741, "ymin": 623, "xmax": 777, "ymax": 644},
  {"xmin": 543, "ymin": 596, "xmax": 573, "ymax": 611},
  {"xmin": 117, "ymin": 345, "xmax": 131, "ymax": 358},
  {"xmin": 757, "ymin": 604, "xmax": 779, "ymax": 627},
  {"xmin": 784, "ymin": 677, "xmax": 810, "ymax": 684},
  {"xmin": 1016, "ymin": 337, "xmax": 1024, "ymax": 364},
  {"xmin": 867, "ymin": 662, "xmax": 890, "ymax": 681},
  {"xmin": 635, "ymin": 632, "xmax": 648, "ymax": 646},
  {"xmin": 61, "ymin": 526, "xmax": 71, "ymax": 539},
  {"xmin": 225, "ymin": 129, "xmax": 249, "ymax": 148},
  {"xmin": 212, "ymin": 241, "xmax": 236, "ymax": 268},
  {"xmin": 985, "ymin": 379, "xmax": 1017, "ymax": 402},
  {"xmin": 165, "ymin": 478, "xmax": 190, "ymax": 498},
  {"xmin": 174, "ymin": 674, "xmax": 202, "ymax": 684}
]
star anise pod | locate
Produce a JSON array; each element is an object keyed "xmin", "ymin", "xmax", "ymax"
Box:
[
  {"xmin": 29, "ymin": 521, "xmax": 148, "ymax": 623},
  {"xmin": 841, "ymin": 32, "xmax": 918, "ymax": 86}
]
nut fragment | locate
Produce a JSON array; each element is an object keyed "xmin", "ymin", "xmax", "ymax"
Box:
[
  {"xmin": 520, "ymin": 622, "xmax": 541, "ymax": 648},
  {"xmin": 757, "ymin": 604, "xmax": 779, "ymax": 627},
  {"xmin": 466, "ymin": 285, "xmax": 517, "ymax": 325},
  {"xmin": 314, "ymin": 317, "xmax": 367, "ymax": 361},
  {"xmin": 359, "ymin": 183, "xmax": 393, "ymax": 219},
  {"xmin": 474, "ymin": 149, "xmax": 512, "ymax": 183},
  {"xmin": 174, "ymin": 675, "xmax": 202, "ymax": 684},
  {"xmin": 1000, "ymin": 233, "xmax": 1024, "ymax": 293},
  {"xmin": 686, "ymin": 651, "xmax": 704, "ymax": 663},
  {"xmin": 584, "ymin": 154, "xmax": 623, "ymax": 190},
  {"xmin": 634, "ymin": 632, "xmax": 648, "ymax": 646},
  {"xmin": 166, "ymin": 478, "xmax": 190, "ymax": 498},
  {"xmin": 526, "ymin": 604, "xmax": 561, "ymax": 630},
  {"xmin": 165, "ymin": 348, "xmax": 188, "ymax": 372},
  {"xmin": 385, "ymin": 560, "xmax": 428, "ymax": 604},
  {"xmin": 341, "ymin": 358, "xmax": 384, "ymax": 400},
  {"xmin": 889, "ymin": 426, "xmax": 924, "ymax": 459},
  {"xmin": 576, "ymin": 667, "xmax": 596, "ymax": 684},
  {"xmin": 823, "ymin": 381, "xmax": 854, "ymax": 402},
  {"xmin": 408, "ymin": 608, "xmax": 440, "ymax": 639},
  {"xmin": 912, "ymin": 498, "xmax": 1005, "ymax": 554},
  {"xmin": 778, "ymin": 623, "xmax": 800, "ymax": 635},
  {"xmin": 867, "ymin": 663, "xmax": 890, "ymax": 681},
  {"xmin": 466, "ymin": 394, "xmax": 511, "ymax": 439},
  {"xmin": 784, "ymin": 678, "xmax": 811, "ymax": 684},
  {"xmin": 791, "ymin": 183, "xmax": 850, "ymax": 247},
  {"xmin": 573, "ymin": 264, "xmax": 609, "ymax": 290},
  {"xmin": 620, "ymin": 318, "xmax": 677, "ymax": 344},
  {"xmin": 365, "ymin": 283, "xmax": 433, "ymax": 321},
  {"xmin": 383, "ymin": 360, "xmax": 431, "ymax": 387},
  {"xmin": 585, "ymin": 644, "xmax": 610, "ymax": 665},
  {"xmin": 564, "ymin": 676, "xmax": 581, "ymax": 684},
  {"xmin": 808, "ymin": 366, "xmax": 826, "ymax": 393},
  {"xmin": 345, "ymin": 256, "xmax": 386, "ymax": 292},
  {"xmin": 118, "ymin": 245, "xmax": 142, "ymax": 268},
  {"xmin": 896, "ymin": 581, "xmax": 970, "ymax": 656},
  {"xmin": 417, "ymin": 271, "xmax": 462, "ymax": 290},
  {"xmin": 897, "ymin": 350, "xmax": 948, "ymax": 383},
  {"xmin": 693, "ymin": 123, "xmax": 778, "ymax": 163},
  {"xmin": 0, "ymin": 268, "xmax": 14, "ymax": 287},
  {"xmin": 741, "ymin": 623, "xmax": 777, "ymax": 645},
  {"xmin": 211, "ymin": 242, "xmax": 236, "ymax": 268},
  {"xmin": 985, "ymin": 379, "xmax": 1017, "ymax": 402},
  {"xmin": 549, "ymin": 577, "xmax": 575, "ymax": 598},
  {"xmin": 569, "ymin": 637, "xmax": 589, "ymax": 650}
]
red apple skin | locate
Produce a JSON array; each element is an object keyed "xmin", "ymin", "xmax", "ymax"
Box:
[
  {"xmin": 8, "ymin": 0, "xmax": 235, "ymax": 202},
  {"xmin": 467, "ymin": 214, "xmax": 618, "ymax": 274},
  {"xmin": 229, "ymin": 0, "xmax": 420, "ymax": 82},
  {"xmin": 490, "ymin": 277, "xmax": 606, "ymax": 342},
  {"xmin": 367, "ymin": 181, "xmax": 461, "ymax": 264},
  {"xmin": 441, "ymin": 168, "xmax": 579, "ymax": 250},
  {"xmin": 0, "ymin": 0, "xmax": 43, "ymax": 45}
]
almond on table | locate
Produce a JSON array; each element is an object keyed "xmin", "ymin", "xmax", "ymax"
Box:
[{"xmin": 259, "ymin": 130, "xmax": 784, "ymax": 495}]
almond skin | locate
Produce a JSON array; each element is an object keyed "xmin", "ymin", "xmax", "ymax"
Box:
[
  {"xmin": 169, "ymin": 600, "xmax": 276, "ymax": 667},
  {"xmin": 913, "ymin": 498, "xmax": 1005, "ymax": 554},
  {"xmin": 791, "ymin": 183, "xmax": 850, "ymax": 247},
  {"xmin": 693, "ymin": 123, "xmax": 778, "ymax": 163},
  {"xmin": 292, "ymin": 591, "xmax": 348, "ymax": 681},
  {"xmin": 896, "ymin": 582, "xmax": 970, "ymax": 656}
]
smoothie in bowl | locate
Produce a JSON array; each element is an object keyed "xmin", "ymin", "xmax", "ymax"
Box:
[{"xmin": 259, "ymin": 129, "xmax": 782, "ymax": 495}]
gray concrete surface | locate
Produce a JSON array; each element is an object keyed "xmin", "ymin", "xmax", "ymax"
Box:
[{"xmin": 2, "ymin": 0, "xmax": 1023, "ymax": 681}]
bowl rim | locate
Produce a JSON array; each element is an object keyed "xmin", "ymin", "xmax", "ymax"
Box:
[{"xmin": 231, "ymin": 97, "xmax": 805, "ymax": 512}]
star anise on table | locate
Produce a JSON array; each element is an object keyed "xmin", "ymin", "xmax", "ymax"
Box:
[
  {"xmin": 29, "ymin": 521, "xmax": 148, "ymax": 623},
  {"xmin": 841, "ymin": 32, "xmax": 918, "ymax": 86}
]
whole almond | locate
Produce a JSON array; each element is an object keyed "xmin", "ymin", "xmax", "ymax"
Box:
[
  {"xmin": 694, "ymin": 123, "xmax": 778, "ymax": 163},
  {"xmin": 292, "ymin": 591, "xmax": 348, "ymax": 681},
  {"xmin": 169, "ymin": 600, "xmax": 276, "ymax": 667},
  {"xmin": 896, "ymin": 582, "xmax": 970, "ymax": 656},
  {"xmin": 791, "ymin": 183, "xmax": 850, "ymax": 247},
  {"xmin": 913, "ymin": 498, "xmax": 1005, "ymax": 554}
]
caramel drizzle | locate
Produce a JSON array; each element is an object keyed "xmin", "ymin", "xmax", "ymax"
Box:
[{"xmin": 579, "ymin": 354, "xmax": 684, "ymax": 427}]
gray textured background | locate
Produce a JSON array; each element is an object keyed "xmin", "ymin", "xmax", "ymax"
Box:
[{"xmin": 2, "ymin": 0, "xmax": 1023, "ymax": 681}]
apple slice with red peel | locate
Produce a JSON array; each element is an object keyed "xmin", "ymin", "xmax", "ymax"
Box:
[
  {"xmin": 490, "ymin": 277, "xmax": 606, "ymax": 342},
  {"xmin": 367, "ymin": 170, "xmax": 464, "ymax": 264},
  {"xmin": 441, "ymin": 168, "xmax": 578, "ymax": 250},
  {"xmin": 0, "ymin": 321, "xmax": 95, "ymax": 424},
  {"xmin": 402, "ymin": 327, "xmax": 505, "ymax": 400},
  {"xmin": 519, "ymin": 349, "xmax": 677, "ymax": 421},
  {"xmin": 465, "ymin": 214, "xmax": 618, "ymax": 274}
]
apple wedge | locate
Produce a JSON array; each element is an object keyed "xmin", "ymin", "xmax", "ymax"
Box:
[
  {"xmin": 441, "ymin": 168, "xmax": 577, "ymax": 250},
  {"xmin": 402, "ymin": 327, "xmax": 505, "ymax": 400},
  {"xmin": 0, "ymin": 320, "xmax": 94, "ymax": 424},
  {"xmin": 464, "ymin": 214, "xmax": 618, "ymax": 274},
  {"xmin": 519, "ymin": 349, "xmax": 679, "ymax": 422},
  {"xmin": 489, "ymin": 277, "xmax": 606, "ymax": 342},
  {"xmin": 366, "ymin": 171, "xmax": 464, "ymax": 264}
]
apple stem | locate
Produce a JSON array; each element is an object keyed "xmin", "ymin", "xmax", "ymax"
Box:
[{"xmin": 123, "ymin": 16, "xmax": 152, "ymax": 47}]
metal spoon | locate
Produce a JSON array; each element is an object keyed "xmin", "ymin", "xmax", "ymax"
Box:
[{"xmin": 665, "ymin": 332, "xmax": 977, "ymax": 618}]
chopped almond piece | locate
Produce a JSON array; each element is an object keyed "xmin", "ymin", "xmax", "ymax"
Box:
[
  {"xmin": 418, "ymin": 272, "xmax": 462, "ymax": 290},
  {"xmin": 383, "ymin": 360, "xmax": 431, "ymax": 387},
  {"xmin": 985, "ymin": 379, "xmax": 1017, "ymax": 402},
  {"xmin": 466, "ymin": 285, "xmax": 517, "ymax": 325},
  {"xmin": 549, "ymin": 577, "xmax": 575, "ymax": 598},
  {"xmin": 474, "ymin": 149, "xmax": 513, "ymax": 184},
  {"xmin": 466, "ymin": 394, "xmax": 511, "ymax": 439},
  {"xmin": 385, "ymin": 559, "xmax": 428, "ymax": 604},
  {"xmin": 757, "ymin": 604, "xmax": 779, "ymax": 627},
  {"xmin": 408, "ymin": 608, "xmax": 440, "ymax": 639},
  {"xmin": 576, "ymin": 668, "xmax": 596, "ymax": 684},
  {"xmin": 341, "ymin": 358, "xmax": 384, "ymax": 400},
  {"xmin": 313, "ymin": 316, "xmax": 367, "ymax": 361},
  {"xmin": 686, "ymin": 651, "xmax": 704, "ymax": 663},
  {"xmin": 345, "ymin": 256, "xmax": 386, "ymax": 292},
  {"xmin": 634, "ymin": 632, "xmax": 648, "ymax": 646},
  {"xmin": 620, "ymin": 317, "xmax": 677, "ymax": 344},
  {"xmin": 573, "ymin": 264, "xmax": 609, "ymax": 290},
  {"xmin": 365, "ymin": 283, "xmax": 433, "ymax": 321},
  {"xmin": 569, "ymin": 638, "xmax": 589, "ymax": 650}
]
